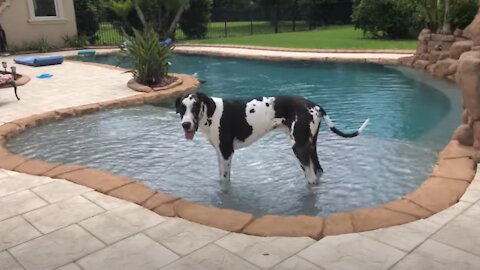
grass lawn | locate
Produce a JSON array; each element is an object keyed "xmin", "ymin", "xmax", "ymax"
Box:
[{"xmin": 187, "ymin": 25, "xmax": 417, "ymax": 50}]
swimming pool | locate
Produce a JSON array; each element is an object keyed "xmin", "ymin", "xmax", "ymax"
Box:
[{"xmin": 6, "ymin": 54, "xmax": 462, "ymax": 216}]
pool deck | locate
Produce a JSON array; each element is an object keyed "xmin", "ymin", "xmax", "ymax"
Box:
[{"xmin": 1, "ymin": 48, "xmax": 480, "ymax": 270}]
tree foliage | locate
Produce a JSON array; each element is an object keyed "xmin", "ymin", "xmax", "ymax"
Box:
[
  {"xmin": 353, "ymin": 0, "xmax": 478, "ymax": 38},
  {"xmin": 103, "ymin": 0, "xmax": 190, "ymax": 38},
  {"xmin": 180, "ymin": 0, "xmax": 213, "ymax": 38},
  {"xmin": 352, "ymin": 0, "xmax": 420, "ymax": 39},
  {"xmin": 73, "ymin": 0, "xmax": 100, "ymax": 43}
]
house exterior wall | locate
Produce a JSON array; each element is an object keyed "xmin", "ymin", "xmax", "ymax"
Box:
[{"xmin": 0, "ymin": 0, "xmax": 77, "ymax": 49}]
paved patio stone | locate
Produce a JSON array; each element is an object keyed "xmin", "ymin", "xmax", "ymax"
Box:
[
  {"xmin": 271, "ymin": 256, "xmax": 322, "ymax": 270},
  {"xmin": 432, "ymin": 214, "xmax": 480, "ymax": 256},
  {"xmin": 0, "ymin": 251, "xmax": 23, "ymax": 270},
  {"xmin": 0, "ymin": 170, "xmax": 19, "ymax": 177},
  {"xmin": 0, "ymin": 190, "xmax": 47, "ymax": 221},
  {"xmin": 361, "ymin": 219, "xmax": 440, "ymax": 252},
  {"xmin": 55, "ymin": 264, "xmax": 81, "ymax": 270},
  {"xmin": 215, "ymin": 233, "xmax": 315, "ymax": 269},
  {"xmin": 0, "ymin": 174, "xmax": 53, "ymax": 198},
  {"xmin": 161, "ymin": 244, "xmax": 259, "ymax": 270},
  {"xmin": 460, "ymin": 177, "xmax": 480, "ymax": 203},
  {"xmin": 391, "ymin": 239, "xmax": 480, "ymax": 270},
  {"xmin": 79, "ymin": 203, "xmax": 165, "ymax": 244},
  {"xmin": 463, "ymin": 203, "xmax": 480, "ymax": 218},
  {"xmin": 145, "ymin": 218, "xmax": 228, "ymax": 255},
  {"xmin": 426, "ymin": 201, "xmax": 472, "ymax": 225},
  {"xmin": 0, "ymin": 216, "xmax": 41, "ymax": 251},
  {"xmin": 77, "ymin": 234, "xmax": 179, "ymax": 270},
  {"xmin": 31, "ymin": 180, "xmax": 92, "ymax": 203},
  {"xmin": 9, "ymin": 225, "xmax": 104, "ymax": 270},
  {"xmin": 82, "ymin": 191, "xmax": 130, "ymax": 210},
  {"xmin": 0, "ymin": 170, "xmax": 9, "ymax": 179},
  {"xmin": 298, "ymin": 233, "xmax": 405, "ymax": 270},
  {"xmin": 23, "ymin": 196, "xmax": 104, "ymax": 234}
]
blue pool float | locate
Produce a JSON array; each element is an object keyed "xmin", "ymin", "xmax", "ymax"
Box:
[
  {"xmin": 14, "ymin": 55, "xmax": 64, "ymax": 67},
  {"xmin": 77, "ymin": 50, "xmax": 96, "ymax": 56}
]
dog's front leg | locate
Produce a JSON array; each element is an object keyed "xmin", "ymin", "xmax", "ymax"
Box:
[
  {"xmin": 219, "ymin": 156, "xmax": 232, "ymax": 181},
  {"xmin": 215, "ymin": 148, "xmax": 233, "ymax": 181}
]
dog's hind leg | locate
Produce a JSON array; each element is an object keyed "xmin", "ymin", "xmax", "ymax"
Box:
[{"xmin": 290, "ymin": 121, "xmax": 321, "ymax": 184}]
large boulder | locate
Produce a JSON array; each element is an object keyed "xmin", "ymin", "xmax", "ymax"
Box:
[
  {"xmin": 413, "ymin": 60, "xmax": 430, "ymax": 70},
  {"xmin": 398, "ymin": 56, "xmax": 415, "ymax": 67},
  {"xmin": 452, "ymin": 124, "xmax": 474, "ymax": 146},
  {"xmin": 418, "ymin": 28, "xmax": 431, "ymax": 42},
  {"xmin": 457, "ymin": 49, "xmax": 480, "ymax": 121},
  {"xmin": 449, "ymin": 40, "xmax": 474, "ymax": 59},
  {"xmin": 432, "ymin": 58, "xmax": 458, "ymax": 78}
]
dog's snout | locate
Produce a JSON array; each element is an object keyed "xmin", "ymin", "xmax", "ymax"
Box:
[{"xmin": 182, "ymin": 122, "xmax": 192, "ymax": 130}]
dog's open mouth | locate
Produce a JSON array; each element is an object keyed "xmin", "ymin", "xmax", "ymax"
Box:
[{"xmin": 184, "ymin": 131, "xmax": 195, "ymax": 140}]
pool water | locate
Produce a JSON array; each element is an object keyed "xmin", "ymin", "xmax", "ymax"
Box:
[{"xmin": 7, "ymin": 54, "xmax": 461, "ymax": 216}]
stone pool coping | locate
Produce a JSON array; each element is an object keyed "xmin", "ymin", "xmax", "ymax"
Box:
[{"xmin": 0, "ymin": 50, "xmax": 476, "ymax": 241}]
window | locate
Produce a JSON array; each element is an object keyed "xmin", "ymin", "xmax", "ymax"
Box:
[
  {"xmin": 32, "ymin": 0, "xmax": 57, "ymax": 17},
  {"xmin": 28, "ymin": 0, "xmax": 65, "ymax": 22}
]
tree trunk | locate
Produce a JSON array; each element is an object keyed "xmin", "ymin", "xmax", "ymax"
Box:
[
  {"xmin": 167, "ymin": 7, "xmax": 185, "ymax": 38},
  {"xmin": 441, "ymin": 0, "xmax": 451, "ymax": 34},
  {"xmin": 133, "ymin": 0, "xmax": 147, "ymax": 29}
]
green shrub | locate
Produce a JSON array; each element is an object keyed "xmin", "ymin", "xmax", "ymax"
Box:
[
  {"xmin": 74, "ymin": 0, "xmax": 100, "ymax": 43},
  {"xmin": 179, "ymin": 0, "xmax": 212, "ymax": 39},
  {"xmin": 30, "ymin": 37, "xmax": 56, "ymax": 53},
  {"xmin": 352, "ymin": 0, "xmax": 421, "ymax": 39},
  {"xmin": 124, "ymin": 27, "xmax": 172, "ymax": 85},
  {"xmin": 62, "ymin": 35, "xmax": 89, "ymax": 48}
]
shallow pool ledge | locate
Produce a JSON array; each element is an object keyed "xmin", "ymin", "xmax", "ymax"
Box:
[{"xmin": 0, "ymin": 110, "xmax": 476, "ymax": 240}]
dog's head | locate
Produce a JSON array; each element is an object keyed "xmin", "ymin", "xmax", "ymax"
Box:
[{"xmin": 175, "ymin": 92, "xmax": 207, "ymax": 140}]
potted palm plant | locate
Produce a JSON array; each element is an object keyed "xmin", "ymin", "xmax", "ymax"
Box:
[{"xmin": 124, "ymin": 27, "xmax": 181, "ymax": 92}]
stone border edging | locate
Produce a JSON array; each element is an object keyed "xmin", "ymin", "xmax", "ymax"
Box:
[
  {"xmin": 174, "ymin": 46, "xmax": 404, "ymax": 65},
  {"xmin": 176, "ymin": 43, "xmax": 416, "ymax": 54},
  {"xmin": 0, "ymin": 58, "xmax": 476, "ymax": 241}
]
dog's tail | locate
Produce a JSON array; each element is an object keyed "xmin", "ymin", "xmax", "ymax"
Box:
[{"xmin": 319, "ymin": 107, "xmax": 369, "ymax": 138}]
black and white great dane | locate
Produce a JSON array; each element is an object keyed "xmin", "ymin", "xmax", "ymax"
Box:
[{"xmin": 175, "ymin": 92, "xmax": 369, "ymax": 184}]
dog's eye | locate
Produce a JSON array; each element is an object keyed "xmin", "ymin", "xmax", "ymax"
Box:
[{"xmin": 176, "ymin": 105, "xmax": 186, "ymax": 115}]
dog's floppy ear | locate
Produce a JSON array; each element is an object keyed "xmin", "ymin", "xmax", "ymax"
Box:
[
  {"xmin": 175, "ymin": 96, "xmax": 182, "ymax": 113},
  {"xmin": 196, "ymin": 92, "xmax": 216, "ymax": 118}
]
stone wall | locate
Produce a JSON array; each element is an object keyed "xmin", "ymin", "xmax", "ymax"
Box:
[{"xmin": 400, "ymin": 10, "xmax": 480, "ymax": 162}]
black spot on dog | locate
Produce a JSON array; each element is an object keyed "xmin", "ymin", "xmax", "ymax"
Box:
[
  {"xmin": 207, "ymin": 119, "xmax": 212, "ymax": 126},
  {"xmin": 265, "ymin": 102, "xmax": 269, "ymax": 107},
  {"xmin": 250, "ymin": 109, "xmax": 255, "ymax": 113},
  {"xmin": 218, "ymin": 99, "xmax": 253, "ymax": 160}
]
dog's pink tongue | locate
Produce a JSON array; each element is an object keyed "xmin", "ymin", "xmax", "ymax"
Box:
[{"xmin": 185, "ymin": 131, "xmax": 195, "ymax": 140}]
